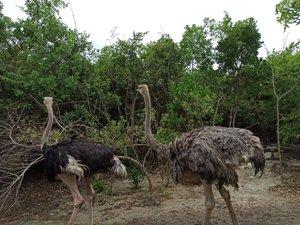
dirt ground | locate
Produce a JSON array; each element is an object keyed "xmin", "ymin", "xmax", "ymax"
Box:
[{"xmin": 1, "ymin": 158, "xmax": 300, "ymax": 225}]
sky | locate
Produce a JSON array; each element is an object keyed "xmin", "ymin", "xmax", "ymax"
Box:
[{"xmin": 2, "ymin": 0, "xmax": 300, "ymax": 57}]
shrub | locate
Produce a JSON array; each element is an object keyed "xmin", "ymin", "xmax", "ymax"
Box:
[
  {"xmin": 129, "ymin": 166, "xmax": 144, "ymax": 188},
  {"xmin": 92, "ymin": 179, "xmax": 113, "ymax": 195}
]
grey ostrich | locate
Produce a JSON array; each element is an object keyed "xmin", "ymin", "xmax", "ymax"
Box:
[
  {"xmin": 137, "ymin": 85, "xmax": 265, "ymax": 225},
  {"xmin": 41, "ymin": 97, "xmax": 127, "ymax": 225}
]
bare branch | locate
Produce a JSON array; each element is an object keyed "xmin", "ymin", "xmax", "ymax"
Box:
[
  {"xmin": 29, "ymin": 94, "xmax": 44, "ymax": 109},
  {"xmin": 0, "ymin": 110, "xmax": 42, "ymax": 215},
  {"xmin": 9, "ymin": 125, "xmax": 40, "ymax": 148},
  {"xmin": 279, "ymin": 83, "xmax": 297, "ymax": 100},
  {"xmin": 271, "ymin": 66, "xmax": 278, "ymax": 99}
]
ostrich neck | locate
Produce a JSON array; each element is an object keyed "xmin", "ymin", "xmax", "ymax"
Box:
[
  {"xmin": 41, "ymin": 104, "xmax": 53, "ymax": 147},
  {"xmin": 142, "ymin": 91, "xmax": 165, "ymax": 152},
  {"xmin": 143, "ymin": 92, "xmax": 154, "ymax": 139}
]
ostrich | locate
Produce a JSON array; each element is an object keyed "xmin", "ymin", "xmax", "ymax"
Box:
[
  {"xmin": 41, "ymin": 97, "xmax": 127, "ymax": 225},
  {"xmin": 137, "ymin": 85, "xmax": 265, "ymax": 225}
]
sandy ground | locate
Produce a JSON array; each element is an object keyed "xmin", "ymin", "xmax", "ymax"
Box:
[{"xmin": 1, "ymin": 159, "xmax": 300, "ymax": 225}]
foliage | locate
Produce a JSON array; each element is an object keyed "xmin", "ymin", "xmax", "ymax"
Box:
[
  {"xmin": 97, "ymin": 118, "xmax": 132, "ymax": 155},
  {"xmin": 166, "ymin": 71, "xmax": 217, "ymax": 131},
  {"xmin": 0, "ymin": 0, "xmax": 299, "ymax": 156},
  {"xmin": 268, "ymin": 42, "xmax": 300, "ymax": 144},
  {"xmin": 0, "ymin": 0, "xmax": 96, "ymax": 116},
  {"xmin": 92, "ymin": 179, "xmax": 113, "ymax": 195},
  {"xmin": 276, "ymin": 0, "xmax": 300, "ymax": 29},
  {"xmin": 180, "ymin": 24, "xmax": 213, "ymax": 70},
  {"xmin": 143, "ymin": 34, "xmax": 183, "ymax": 116},
  {"xmin": 212, "ymin": 13, "xmax": 262, "ymax": 73},
  {"xmin": 129, "ymin": 166, "xmax": 144, "ymax": 188}
]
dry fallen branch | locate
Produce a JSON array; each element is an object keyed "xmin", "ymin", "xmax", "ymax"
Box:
[
  {"xmin": 0, "ymin": 112, "xmax": 79, "ymax": 215},
  {"xmin": 0, "ymin": 117, "xmax": 42, "ymax": 215}
]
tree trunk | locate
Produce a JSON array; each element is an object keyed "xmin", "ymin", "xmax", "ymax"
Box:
[
  {"xmin": 232, "ymin": 109, "xmax": 238, "ymax": 127},
  {"xmin": 275, "ymin": 99, "xmax": 283, "ymax": 181},
  {"xmin": 212, "ymin": 95, "xmax": 224, "ymax": 126}
]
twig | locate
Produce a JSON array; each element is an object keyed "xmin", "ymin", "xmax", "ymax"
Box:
[
  {"xmin": 29, "ymin": 94, "xmax": 44, "ymax": 109},
  {"xmin": 9, "ymin": 126, "xmax": 40, "ymax": 148},
  {"xmin": 68, "ymin": 0, "xmax": 78, "ymax": 31}
]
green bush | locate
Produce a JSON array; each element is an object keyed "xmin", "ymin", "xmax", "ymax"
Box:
[
  {"xmin": 97, "ymin": 118, "xmax": 132, "ymax": 155},
  {"xmin": 129, "ymin": 166, "xmax": 144, "ymax": 188},
  {"xmin": 0, "ymin": 1, "xmax": 299, "ymax": 150},
  {"xmin": 92, "ymin": 179, "xmax": 112, "ymax": 195},
  {"xmin": 281, "ymin": 112, "xmax": 300, "ymax": 145}
]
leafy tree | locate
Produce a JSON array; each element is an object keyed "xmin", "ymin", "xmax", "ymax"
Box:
[
  {"xmin": 268, "ymin": 42, "xmax": 300, "ymax": 145},
  {"xmin": 276, "ymin": 0, "xmax": 300, "ymax": 29},
  {"xmin": 144, "ymin": 34, "xmax": 182, "ymax": 86},
  {"xmin": 0, "ymin": 1, "xmax": 15, "ymax": 112},
  {"xmin": 180, "ymin": 24, "xmax": 213, "ymax": 70},
  {"xmin": 157, "ymin": 71, "xmax": 217, "ymax": 142},
  {"xmin": 0, "ymin": 0, "xmax": 96, "ymax": 123},
  {"xmin": 214, "ymin": 13, "xmax": 262, "ymax": 73},
  {"xmin": 0, "ymin": 0, "xmax": 299, "ymax": 151},
  {"xmin": 95, "ymin": 32, "xmax": 147, "ymax": 122},
  {"xmin": 143, "ymin": 34, "xmax": 183, "ymax": 117},
  {"xmin": 209, "ymin": 13, "xmax": 262, "ymax": 127}
]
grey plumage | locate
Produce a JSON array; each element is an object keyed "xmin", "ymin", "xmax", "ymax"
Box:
[{"xmin": 169, "ymin": 126, "xmax": 265, "ymax": 189}]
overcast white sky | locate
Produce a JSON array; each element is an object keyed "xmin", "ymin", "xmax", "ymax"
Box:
[{"xmin": 2, "ymin": 0, "xmax": 300, "ymax": 56}]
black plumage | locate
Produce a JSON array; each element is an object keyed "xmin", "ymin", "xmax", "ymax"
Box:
[{"xmin": 42, "ymin": 139, "xmax": 115, "ymax": 180}]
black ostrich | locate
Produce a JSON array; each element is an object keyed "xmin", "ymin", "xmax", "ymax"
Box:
[
  {"xmin": 41, "ymin": 97, "xmax": 127, "ymax": 225},
  {"xmin": 137, "ymin": 85, "xmax": 265, "ymax": 225}
]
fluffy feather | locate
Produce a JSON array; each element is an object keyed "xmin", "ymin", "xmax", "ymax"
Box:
[
  {"xmin": 111, "ymin": 156, "xmax": 127, "ymax": 178},
  {"xmin": 60, "ymin": 155, "xmax": 88, "ymax": 180}
]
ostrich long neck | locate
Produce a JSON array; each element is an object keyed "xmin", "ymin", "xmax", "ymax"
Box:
[
  {"xmin": 41, "ymin": 104, "xmax": 53, "ymax": 147},
  {"xmin": 142, "ymin": 91, "xmax": 164, "ymax": 152}
]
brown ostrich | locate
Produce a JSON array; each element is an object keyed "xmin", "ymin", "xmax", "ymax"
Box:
[
  {"xmin": 137, "ymin": 85, "xmax": 265, "ymax": 225},
  {"xmin": 41, "ymin": 97, "xmax": 127, "ymax": 225}
]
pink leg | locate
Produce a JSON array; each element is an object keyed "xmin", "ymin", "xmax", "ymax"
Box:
[
  {"xmin": 57, "ymin": 174, "xmax": 84, "ymax": 225},
  {"xmin": 201, "ymin": 179, "xmax": 215, "ymax": 225},
  {"xmin": 83, "ymin": 176, "xmax": 95, "ymax": 225}
]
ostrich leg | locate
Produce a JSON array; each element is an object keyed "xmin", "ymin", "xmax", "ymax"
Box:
[
  {"xmin": 58, "ymin": 174, "xmax": 84, "ymax": 225},
  {"xmin": 201, "ymin": 180, "xmax": 215, "ymax": 225},
  {"xmin": 83, "ymin": 177, "xmax": 95, "ymax": 225},
  {"xmin": 216, "ymin": 184, "xmax": 239, "ymax": 225}
]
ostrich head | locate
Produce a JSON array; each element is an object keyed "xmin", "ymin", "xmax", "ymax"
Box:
[
  {"xmin": 44, "ymin": 97, "xmax": 53, "ymax": 109},
  {"xmin": 41, "ymin": 97, "xmax": 54, "ymax": 148},
  {"xmin": 136, "ymin": 84, "xmax": 149, "ymax": 96}
]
